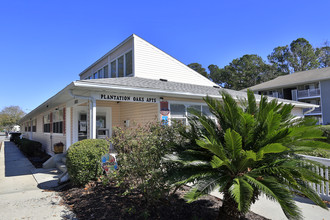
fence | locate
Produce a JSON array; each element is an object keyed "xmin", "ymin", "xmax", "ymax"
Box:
[{"xmin": 300, "ymin": 154, "xmax": 330, "ymax": 201}]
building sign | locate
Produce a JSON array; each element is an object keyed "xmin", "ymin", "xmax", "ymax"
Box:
[{"xmin": 98, "ymin": 93, "xmax": 158, "ymax": 103}]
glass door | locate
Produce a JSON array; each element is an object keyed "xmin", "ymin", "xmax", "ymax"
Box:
[
  {"xmin": 78, "ymin": 113, "xmax": 87, "ymax": 141},
  {"xmin": 96, "ymin": 115, "xmax": 109, "ymax": 139}
]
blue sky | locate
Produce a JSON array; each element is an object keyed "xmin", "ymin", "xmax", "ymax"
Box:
[{"xmin": 1, "ymin": 0, "xmax": 329, "ymax": 113}]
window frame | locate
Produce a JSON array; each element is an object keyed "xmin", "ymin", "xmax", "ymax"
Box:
[
  {"xmin": 52, "ymin": 108, "xmax": 64, "ymax": 134},
  {"xmin": 109, "ymin": 49, "xmax": 133, "ymax": 78},
  {"xmin": 169, "ymin": 101, "xmax": 217, "ymax": 126},
  {"xmin": 43, "ymin": 113, "xmax": 51, "ymax": 133},
  {"xmin": 117, "ymin": 55, "xmax": 124, "ymax": 77},
  {"xmin": 125, "ymin": 50, "xmax": 133, "ymax": 76},
  {"xmin": 32, "ymin": 119, "xmax": 36, "ymax": 132}
]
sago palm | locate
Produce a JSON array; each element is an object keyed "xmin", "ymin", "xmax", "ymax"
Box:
[{"xmin": 168, "ymin": 90, "xmax": 329, "ymax": 219}]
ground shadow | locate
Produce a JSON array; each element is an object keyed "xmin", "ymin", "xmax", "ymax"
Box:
[
  {"xmin": 32, "ymin": 168, "xmax": 61, "ymax": 190},
  {"xmin": 4, "ymin": 141, "xmax": 34, "ymax": 177},
  {"xmin": 294, "ymin": 195, "xmax": 330, "ymax": 208}
]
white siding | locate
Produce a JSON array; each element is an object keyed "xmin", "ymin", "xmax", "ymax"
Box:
[
  {"xmin": 291, "ymin": 107, "xmax": 304, "ymax": 118},
  {"xmin": 133, "ymin": 35, "xmax": 216, "ymax": 87}
]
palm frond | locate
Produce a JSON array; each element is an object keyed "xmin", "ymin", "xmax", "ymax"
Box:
[
  {"xmin": 230, "ymin": 177, "xmax": 254, "ymax": 213},
  {"xmin": 224, "ymin": 128, "xmax": 242, "ymax": 158},
  {"xmin": 245, "ymin": 175, "xmax": 302, "ymax": 220}
]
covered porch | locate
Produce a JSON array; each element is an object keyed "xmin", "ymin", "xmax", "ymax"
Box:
[{"xmin": 65, "ymin": 91, "xmax": 160, "ymax": 149}]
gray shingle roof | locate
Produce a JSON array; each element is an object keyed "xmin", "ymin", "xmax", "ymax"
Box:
[
  {"xmin": 78, "ymin": 77, "xmax": 224, "ymax": 96},
  {"xmin": 76, "ymin": 77, "xmax": 315, "ymax": 107},
  {"xmin": 244, "ymin": 67, "xmax": 330, "ymax": 91}
]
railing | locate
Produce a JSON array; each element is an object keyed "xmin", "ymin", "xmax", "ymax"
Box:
[
  {"xmin": 300, "ymin": 155, "xmax": 330, "ymax": 201},
  {"xmin": 297, "ymin": 88, "xmax": 320, "ymax": 99},
  {"xmin": 270, "ymin": 92, "xmax": 284, "ymax": 99},
  {"xmin": 303, "ymin": 106, "xmax": 322, "ymax": 114}
]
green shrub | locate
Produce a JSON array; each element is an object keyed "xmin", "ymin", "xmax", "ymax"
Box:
[
  {"xmin": 300, "ymin": 148, "xmax": 330, "ymax": 158},
  {"xmin": 10, "ymin": 133, "xmax": 21, "ymax": 144},
  {"xmin": 66, "ymin": 139, "xmax": 109, "ymax": 186},
  {"xmin": 110, "ymin": 122, "xmax": 184, "ymax": 204},
  {"xmin": 320, "ymin": 125, "xmax": 330, "ymax": 143},
  {"xmin": 19, "ymin": 138, "xmax": 42, "ymax": 156}
]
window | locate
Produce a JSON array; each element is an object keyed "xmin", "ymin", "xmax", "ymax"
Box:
[
  {"xmin": 170, "ymin": 104, "xmax": 187, "ymax": 125},
  {"xmin": 170, "ymin": 103, "xmax": 216, "ymax": 126},
  {"xmin": 187, "ymin": 105, "xmax": 202, "ymax": 116},
  {"xmin": 202, "ymin": 106, "xmax": 212, "ymax": 117},
  {"xmin": 27, "ymin": 121, "xmax": 31, "ymax": 132},
  {"xmin": 93, "ymin": 72, "xmax": 98, "ymax": 79},
  {"xmin": 125, "ymin": 51, "xmax": 132, "ymax": 76},
  {"xmin": 43, "ymin": 114, "xmax": 51, "ymax": 133},
  {"xmin": 98, "ymin": 69, "xmax": 103, "ymax": 78},
  {"xmin": 111, "ymin": 61, "xmax": 116, "ymax": 78},
  {"xmin": 53, "ymin": 109, "xmax": 64, "ymax": 133},
  {"xmin": 104, "ymin": 65, "xmax": 109, "ymax": 78},
  {"xmin": 32, "ymin": 119, "xmax": 36, "ymax": 132},
  {"xmin": 96, "ymin": 65, "xmax": 108, "ymax": 79},
  {"xmin": 118, "ymin": 56, "xmax": 124, "ymax": 77},
  {"xmin": 96, "ymin": 115, "xmax": 106, "ymax": 129},
  {"xmin": 110, "ymin": 50, "xmax": 133, "ymax": 78}
]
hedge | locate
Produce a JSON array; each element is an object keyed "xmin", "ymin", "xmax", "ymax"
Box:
[{"xmin": 66, "ymin": 139, "xmax": 109, "ymax": 186}]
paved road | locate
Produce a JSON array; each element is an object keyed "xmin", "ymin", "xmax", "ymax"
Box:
[{"xmin": 0, "ymin": 138, "xmax": 76, "ymax": 220}]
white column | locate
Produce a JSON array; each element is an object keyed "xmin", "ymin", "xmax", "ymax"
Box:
[
  {"xmin": 89, "ymin": 99, "xmax": 97, "ymax": 139},
  {"xmin": 66, "ymin": 107, "xmax": 71, "ymax": 149},
  {"xmin": 89, "ymin": 101, "xmax": 93, "ymax": 139},
  {"xmin": 92, "ymin": 99, "xmax": 97, "ymax": 139}
]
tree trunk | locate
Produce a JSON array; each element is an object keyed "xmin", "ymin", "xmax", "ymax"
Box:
[{"xmin": 218, "ymin": 190, "xmax": 244, "ymax": 220}]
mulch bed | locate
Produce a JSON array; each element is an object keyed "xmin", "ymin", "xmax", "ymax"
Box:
[
  {"xmin": 23, "ymin": 150, "xmax": 51, "ymax": 168},
  {"xmin": 58, "ymin": 182, "xmax": 269, "ymax": 220}
]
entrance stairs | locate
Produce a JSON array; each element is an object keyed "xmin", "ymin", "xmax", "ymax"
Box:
[{"xmin": 43, "ymin": 153, "xmax": 69, "ymax": 184}]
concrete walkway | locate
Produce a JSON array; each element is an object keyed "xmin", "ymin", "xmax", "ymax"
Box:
[
  {"xmin": 210, "ymin": 183, "xmax": 330, "ymax": 220},
  {"xmin": 0, "ymin": 138, "xmax": 76, "ymax": 220}
]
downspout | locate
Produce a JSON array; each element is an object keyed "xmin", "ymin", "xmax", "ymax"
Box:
[
  {"xmin": 68, "ymin": 89, "xmax": 97, "ymax": 139},
  {"xmin": 303, "ymin": 106, "xmax": 316, "ymax": 115}
]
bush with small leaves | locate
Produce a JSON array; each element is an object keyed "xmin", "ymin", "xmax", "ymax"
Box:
[
  {"xmin": 66, "ymin": 139, "xmax": 109, "ymax": 186},
  {"xmin": 320, "ymin": 125, "xmax": 330, "ymax": 143},
  {"xmin": 110, "ymin": 122, "xmax": 184, "ymax": 204}
]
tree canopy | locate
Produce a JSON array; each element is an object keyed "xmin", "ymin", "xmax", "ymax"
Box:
[
  {"xmin": 0, "ymin": 106, "xmax": 25, "ymax": 131},
  {"xmin": 187, "ymin": 62, "xmax": 208, "ymax": 77},
  {"xmin": 188, "ymin": 37, "xmax": 329, "ymax": 91},
  {"xmin": 288, "ymin": 38, "xmax": 320, "ymax": 72},
  {"xmin": 316, "ymin": 41, "xmax": 330, "ymax": 68}
]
